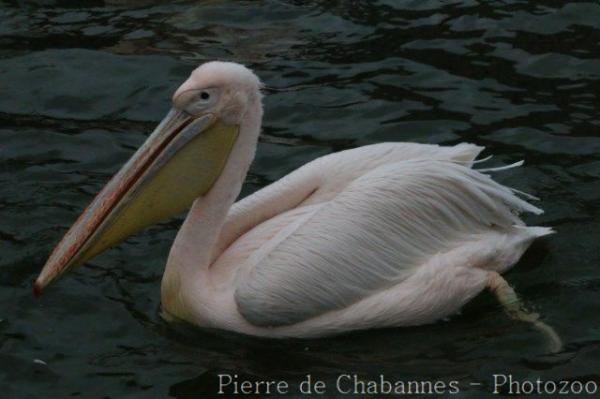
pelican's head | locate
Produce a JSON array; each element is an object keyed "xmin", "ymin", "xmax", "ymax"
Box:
[
  {"xmin": 173, "ymin": 61, "xmax": 263, "ymax": 125},
  {"xmin": 34, "ymin": 61, "xmax": 263, "ymax": 294}
]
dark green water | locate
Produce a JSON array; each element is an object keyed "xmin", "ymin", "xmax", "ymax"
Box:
[{"xmin": 1, "ymin": 1, "xmax": 600, "ymax": 398}]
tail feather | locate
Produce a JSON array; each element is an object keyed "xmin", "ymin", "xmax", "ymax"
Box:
[
  {"xmin": 466, "ymin": 151, "xmax": 547, "ymax": 216},
  {"xmin": 450, "ymin": 143, "xmax": 485, "ymax": 167},
  {"xmin": 523, "ymin": 225, "xmax": 555, "ymax": 238},
  {"xmin": 478, "ymin": 160, "xmax": 524, "ymax": 173}
]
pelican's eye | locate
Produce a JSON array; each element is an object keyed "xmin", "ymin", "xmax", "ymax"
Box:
[
  {"xmin": 195, "ymin": 89, "xmax": 216, "ymax": 104},
  {"xmin": 181, "ymin": 88, "xmax": 219, "ymax": 115}
]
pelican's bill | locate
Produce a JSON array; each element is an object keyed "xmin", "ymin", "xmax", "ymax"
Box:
[{"xmin": 34, "ymin": 109, "xmax": 239, "ymax": 294}]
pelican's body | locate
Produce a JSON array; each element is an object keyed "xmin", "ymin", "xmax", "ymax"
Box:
[
  {"xmin": 35, "ymin": 62, "xmax": 557, "ymax": 343},
  {"xmin": 162, "ymin": 142, "xmax": 550, "ymax": 338}
]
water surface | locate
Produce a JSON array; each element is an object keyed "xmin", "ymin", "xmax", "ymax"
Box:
[{"xmin": 1, "ymin": 1, "xmax": 600, "ymax": 398}]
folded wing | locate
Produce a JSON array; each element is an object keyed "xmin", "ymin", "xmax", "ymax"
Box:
[{"xmin": 234, "ymin": 159, "xmax": 541, "ymax": 328}]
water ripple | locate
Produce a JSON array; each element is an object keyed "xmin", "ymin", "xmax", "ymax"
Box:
[{"xmin": 1, "ymin": 1, "xmax": 599, "ymax": 398}]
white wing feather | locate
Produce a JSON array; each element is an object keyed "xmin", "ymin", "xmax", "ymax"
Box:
[
  {"xmin": 234, "ymin": 158, "xmax": 542, "ymax": 327},
  {"xmin": 216, "ymin": 142, "xmax": 483, "ymax": 257}
]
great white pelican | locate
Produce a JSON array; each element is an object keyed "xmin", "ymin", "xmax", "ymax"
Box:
[{"xmin": 34, "ymin": 61, "xmax": 560, "ymax": 349}]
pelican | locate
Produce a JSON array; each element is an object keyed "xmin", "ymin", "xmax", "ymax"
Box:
[{"xmin": 34, "ymin": 61, "xmax": 560, "ymax": 349}]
